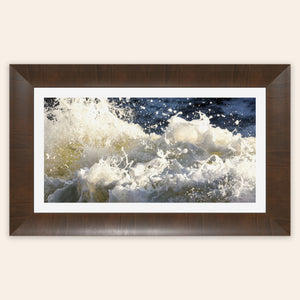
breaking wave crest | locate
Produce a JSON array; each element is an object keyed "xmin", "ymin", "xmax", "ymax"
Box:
[{"xmin": 44, "ymin": 98, "xmax": 256, "ymax": 203}]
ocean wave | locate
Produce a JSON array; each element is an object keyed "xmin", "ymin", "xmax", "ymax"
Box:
[{"xmin": 44, "ymin": 98, "xmax": 256, "ymax": 203}]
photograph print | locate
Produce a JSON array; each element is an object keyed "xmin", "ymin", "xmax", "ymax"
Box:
[{"xmin": 44, "ymin": 96, "xmax": 256, "ymax": 204}]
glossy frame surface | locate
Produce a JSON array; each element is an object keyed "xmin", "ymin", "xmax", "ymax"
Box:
[{"xmin": 10, "ymin": 64, "xmax": 290, "ymax": 235}]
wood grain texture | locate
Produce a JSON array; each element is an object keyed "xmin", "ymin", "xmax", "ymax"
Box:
[{"xmin": 9, "ymin": 65, "xmax": 290, "ymax": 236}]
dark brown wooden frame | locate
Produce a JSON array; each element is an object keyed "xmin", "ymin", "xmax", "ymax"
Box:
[{"xmin": 10, "ymin": 65, "xmax": 290, "ymax": 236}]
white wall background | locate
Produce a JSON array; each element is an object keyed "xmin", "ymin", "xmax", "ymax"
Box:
[{"xmin": 0, "ymin": 1, "xmax": 298, "ymax": 299}]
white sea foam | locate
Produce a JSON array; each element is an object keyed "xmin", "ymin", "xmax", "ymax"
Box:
[{"xmin": 44, "ymin": 98, "xmax": 256, "ymax": 203}]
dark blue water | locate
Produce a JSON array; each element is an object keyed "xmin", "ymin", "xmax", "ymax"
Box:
[
  {"xmin": 108, "ymin": 98, "xmax": 256, "ymax": 137},
  {"xmin": 45, "ymin": 97, "xmax": 256, "ymax": 137}
]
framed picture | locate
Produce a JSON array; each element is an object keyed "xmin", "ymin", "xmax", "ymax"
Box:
[{"xmin": 10, "ymin": 64, "xmax": 290, "ymax": 235}]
